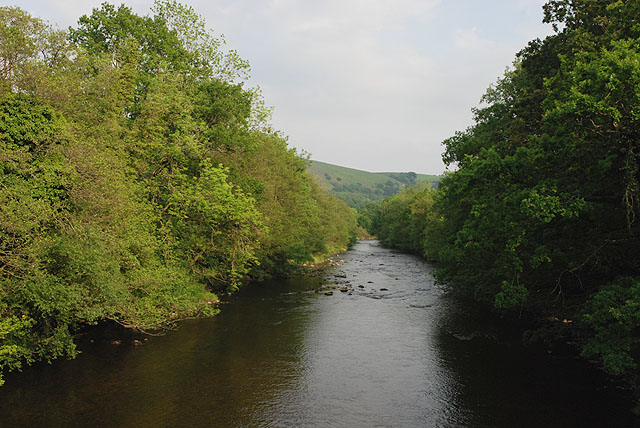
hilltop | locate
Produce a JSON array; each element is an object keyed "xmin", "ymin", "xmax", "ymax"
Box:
[{"xmin": 308, "ymin": 160, "xmax": 440, "ymax": 209}]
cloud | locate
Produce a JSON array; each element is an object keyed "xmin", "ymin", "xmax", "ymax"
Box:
[
  {"xmin": 216, "ymin": 0, "xmax": 548, "ymax": 173},
  {"xmin": 7, "ymin": 0, "xmax": 154, "ymax": 28},
  {"xmin": 454, "ymin": 27, "xmax": 497, "ymax": 51},
  {"xmin": 3, "ymin": 0, "xmax": 552, "ymax": 174},
  {"xmin": 269, "ymin": 0, "xmax": 439, "ymax": 33}
]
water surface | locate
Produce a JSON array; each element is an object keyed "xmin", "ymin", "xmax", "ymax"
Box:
[{"xmin": 1, "ymin": 241, "xmax": 636, "ymax": 427}]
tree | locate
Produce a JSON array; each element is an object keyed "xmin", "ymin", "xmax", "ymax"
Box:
[
  {"xmin": 0, "ymin": 2, "xmax": 358, "ymax": 386},
  {"xmin": 377, "ymin": 0, "xmax": 640, "ymax": 375}
]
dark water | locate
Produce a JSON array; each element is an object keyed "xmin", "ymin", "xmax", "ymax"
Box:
[{"xmin": 1, "ymin": 241, "xmax": 637, "ymax": 427}]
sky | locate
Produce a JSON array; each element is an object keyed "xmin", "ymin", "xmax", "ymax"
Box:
[{"xmin": 2, "ymin": 0, "xmax": 555, "ymax": 174}]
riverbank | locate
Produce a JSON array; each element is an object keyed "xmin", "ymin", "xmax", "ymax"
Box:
[
  {"xmin": 376, "ymin": 237, "xmax": 640, "ymax": 412},
  {"xmin": 0, "ymin": 241, "xmax": 636, "ymax": 427}
]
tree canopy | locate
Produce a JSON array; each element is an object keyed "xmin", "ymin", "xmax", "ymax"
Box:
[
  {"xmin": 376, "ymin": 0, "xmax": 640, "ymax": 376},
  {"xmin": 0, "ymin": 3, "xmax": 356, "ymax": 386}
]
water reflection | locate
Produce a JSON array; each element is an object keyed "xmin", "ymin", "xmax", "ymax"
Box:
[
  {"xmin": 275, "ymin": 243, "xmax": 462, "ymax": 427},
  {"xmin": 0, "ymin": 241, "xmax": 636, "ymax": 427},
  {"xmin": 434, "ymin": 294, "xmax": 638, "ymax": 428}
]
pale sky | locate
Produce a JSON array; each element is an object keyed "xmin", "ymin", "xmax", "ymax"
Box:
[{"xmin": 3, "ymin": 0, "xmax": 554, "ymax": 174}]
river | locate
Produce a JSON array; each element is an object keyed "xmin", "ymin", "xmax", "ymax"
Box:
[{"xmin": 0, "ymin": 240, "xmax": 637, "ymax": 427}]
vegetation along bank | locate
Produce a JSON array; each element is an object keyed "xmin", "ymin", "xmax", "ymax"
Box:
[
  {"xmin": 0, "ymin": 1, "xmax": 357, "ymax": 385},
  {"xmin": 372, "ymin": 0, "xmax": 640, "ymax": 391}
]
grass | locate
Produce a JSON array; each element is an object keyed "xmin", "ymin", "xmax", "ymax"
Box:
[{"xmin": 308, "ymin": 160, "xmax": 440, "ymax": 209}]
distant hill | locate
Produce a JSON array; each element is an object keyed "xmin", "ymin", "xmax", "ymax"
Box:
[{"xmin": 308, "ymin": 160, "xmax": 440, "ymax": 210}]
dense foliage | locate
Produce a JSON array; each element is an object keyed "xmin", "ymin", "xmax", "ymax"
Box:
[
  {"xmin": 0, "ymin": 2, "xmax": 356, "ymax": 385},
  {"xmin": 375, "ymin": 184, "xmax": 436, "ymax": 253},
  {"xmin": 378, "ymin": 0, "xmax": 640, "ymax": 376}
]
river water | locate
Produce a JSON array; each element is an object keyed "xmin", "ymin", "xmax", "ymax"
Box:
[{"xmin": 0, "ymin": 241, "xmax": 637, "ymax": 427}]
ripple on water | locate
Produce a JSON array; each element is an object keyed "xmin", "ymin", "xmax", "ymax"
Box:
[{"xmin": 0, "ymin": 241, "xmax": 636, "ymax": 428}]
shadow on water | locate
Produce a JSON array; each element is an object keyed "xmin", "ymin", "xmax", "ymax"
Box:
[
  {"xmin": 434, "ymin": 296, "xmax": 638, "ymax": 428},
  {"xmin": 0, "ymin": 240, "xmax": 637, "ymax": 427},
  {"xmin": 0, "ymin": 276, "xmax": 325, "ymax": 428}
]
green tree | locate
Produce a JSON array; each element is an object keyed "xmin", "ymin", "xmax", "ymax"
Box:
[
  {"xmin": 375, "ymin": 0, "xmax": 640, "ymax": 375},
  {"xmin": 377, "ymin": 185, "xmax": 436, "ymax": 253},
  {"xmin": 0, "ymin": 2, "xmax": 358, "ymax": 387}
]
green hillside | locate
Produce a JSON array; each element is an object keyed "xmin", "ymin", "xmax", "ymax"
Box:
[{"xmin": 308, "ymin": 160, "xmax": 440, "ymax": 209}]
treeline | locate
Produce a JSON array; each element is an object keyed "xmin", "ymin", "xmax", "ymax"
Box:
[
  {"xmin": 0, "ymin": 2, "xmax": 356, "ymax": 385},
  {"xmin": 377, "ymin": 0, "xmax": 640, "ymax": 377},
  {"xmin": 330, "ymin": 180, "xmax": 401, "ymax": 205}
]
